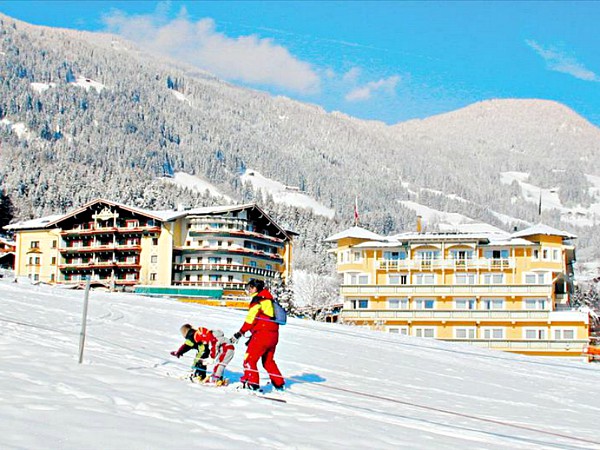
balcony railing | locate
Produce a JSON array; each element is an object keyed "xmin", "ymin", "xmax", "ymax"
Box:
[
  {"xmin": 173, "ymin": 263, "xmax": 277, "ymax": 278},
  {"xmin": 60, "ymin": 225, "xmax": 160, "ymax": 236},
  {"xmin": 172, "ymin": 281, "xmax": 246, "ymax": 290},
  {"xmin": 189, "ymin": 228, "xmax": 285, "ymax": 245},
  {"xmin": 377, "ymin": 258, "xmax": 515, "ymax": 271},
  {"xmin": 174, "ymin": 246, "xmax": 284, "ymax": 262},
  {"xmin": 447, "ymin": 339, "xmax": 588, "ymax": 351},
  {"xmin": 341, "ymin": 309, "xmax": 554, "ymax": 321},
  {"xmin": 59, "ymin": 244, "xmax": 141, "ymax": 253},
  {"xmin": 340, "ymin": 284, "xmax": 552, "ymax": 296}
]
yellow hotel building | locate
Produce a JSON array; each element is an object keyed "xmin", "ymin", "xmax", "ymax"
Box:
[
  {"xmin": 5, "ymin": 199, "xmax": 293, "ymax": 301},
  {"xmin": 325, "ymin": 223, "xmax": 590, "ymax": 356}
]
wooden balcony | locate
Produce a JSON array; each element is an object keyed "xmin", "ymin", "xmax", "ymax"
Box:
[
  {"xmin": 174, "ymin": 246, "xmax": 284, "ymax": 262},
  {"xmin": 60, "ymin": 225, "xmax": 160, "ymax": 236},
  {"xmin": 59, "ymin": 244, "xmax": 141, "ymax": 253}
]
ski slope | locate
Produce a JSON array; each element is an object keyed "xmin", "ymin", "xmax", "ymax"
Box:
[{"xmin": 1, "ymin": 281, "xmax": 600, "ymax": 449}]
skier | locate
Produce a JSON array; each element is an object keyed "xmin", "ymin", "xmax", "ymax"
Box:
[
  {"xmin": 231, "ymin": 279, "xmax": 285, "ymax": 391},
  {"xmin": 171, "ymin": 323, "xmax": 235, "ymax": 384}
]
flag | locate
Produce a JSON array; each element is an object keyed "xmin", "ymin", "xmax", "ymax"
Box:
[{"xmin": 354, "ymin": 196, "xmax": 359, "ymax": 225}]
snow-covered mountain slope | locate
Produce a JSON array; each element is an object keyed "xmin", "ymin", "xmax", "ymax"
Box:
[
  {"xmin": 241, "ymin": 169, "xmax": 335, "ymax": 219},
  {"xmin": 2, "ymin": 280, "xmax": 599, "ymax": 449},
  {"xmin": 501, "ymin": 171, "xmax": 600, "ymax": 227},
  {"xmin": 160, "ymin": 172, "xmax": 233, "ymax": 201}
]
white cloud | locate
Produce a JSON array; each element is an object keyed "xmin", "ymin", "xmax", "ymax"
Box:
[
  {"xmin": 526, "ymin": 40, "xmax": 599, "ymax": 82},
  {"xmin": 345, "ymin": 75, "xmax": 400, "ymax": 102},
  {"xmin": 342, "ymin": 67, "xmax": 361, "ymax": 83},
  {"xmin": 103, "ymin": 9, "xmax": 320, "ymax": 94}
]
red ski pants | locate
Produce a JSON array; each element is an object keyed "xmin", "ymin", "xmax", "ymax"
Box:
[{"xmin": 242, "ymin": 331, "xmax": 284, "ymax": 388}]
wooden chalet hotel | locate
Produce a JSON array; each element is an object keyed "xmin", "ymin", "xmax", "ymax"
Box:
[{"xmin": 5, "ymin": 199, "xmax": 294, "ymax": 305}]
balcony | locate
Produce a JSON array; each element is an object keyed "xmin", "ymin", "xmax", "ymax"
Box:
[
  {"xmin": 340, "ymin": 284, "xmax": 552, "ymax": 297},
  {"xmin": 174, "ymin": 246, "xmax": 284, "ymax": 262},
  {"xmin": 60, "ymin": 225, "xmax": 160, "ymax": 236},
  {"xmin": 341, "ymin": 309, "xmax": 553, "ymax": 321},
  {"xmin": 59, "ymin": 244, "xmax": 141, "ymax": 253},
  {"xmin": 173, "ymin": 263, "xmax": 277, "ymax": 278},
  {"xmin": 448, "ymin": 339, "xmax": 588, "ymax": 352},
  {"xmin": 377, "ymin": 258, "xmax": 515, "ymax": 271},
  {"xmin": 172, "ymin": 281, "xmax": 246, "ymax": 290},
  {"xmin": 189, "ymin": 228, "xmax": 285, "ymax": 245}
]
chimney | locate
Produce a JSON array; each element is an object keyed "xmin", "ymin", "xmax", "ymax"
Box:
[{"xmin": 416, "ymin": 215, "xmax": 422, "ymax": 233}]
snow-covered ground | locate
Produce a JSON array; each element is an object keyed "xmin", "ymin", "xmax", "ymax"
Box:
[
  {"xmin": 241, "ymin": 170, "xmax": 335, "ymax": 219},
  {"xmin": 1, "ymin": 280, "xmax": 600, "ymax": 449}
]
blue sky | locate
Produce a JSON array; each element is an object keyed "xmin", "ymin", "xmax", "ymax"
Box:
[{"xmin": 2, "ymin": 1, "xmax": 599, "ymax": 126}]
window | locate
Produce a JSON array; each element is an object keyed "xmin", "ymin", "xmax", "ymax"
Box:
[
  {"xmin": 34, "ymin": 257, "xmax": 40, "ymax": 265},
  {"xmin": 150, "ymin": 273, "xmax": 157, "ymax": 281},
  {"xmin": 524, "ymin": 329, "xmax": 546, "ymax": 340},
  {"xmin": 542, "ymin": 249, "xmax": 549, "ymax": 260},
  {"xmin": 414, "ymin": 298, "xmax": 435, "ymax": 309},
  {"xmin": 126, "ymin": 220, "xmax": 139, "ymax": 228},
  {"xmin": 482, "ymin": 328, "xmax": 504, "ymax": 339},
  {"xmin": 352, "ymin": 251, "xmax": 362, "ymax": 262},
  {"xmin": 414, "ymin": 328, "xmax": 436, "ymax": 338},
  {"xmin": 482, "ymin": 273, "xmax": 504, "ymax": 284},
  {"xmin": 484, "ymin": 250, "xmax": 509, "ymax": 259},
  {"xmin": 51, "ymin": 257, "xmax": 56, "ymax": 265},
  {"xmin": 350, "ymin": 299, "xmax": 369, "ymax": 309},
  {"xmin": 524, "ymin": 298, "xmax": 546, "ymax": 310},
  {"xmin": 554, "ymin": 329, "xmax": 575, "ymax": 340},
  {"xmin": 455, "ymin": 328, "xmax": 476, "ymax": 339},
  {"xmin": 450, "ymin": 250, "xmax": 473, "ymax": 260},
  {"xmin": 152, "ymin": 238, "xmax": 159, "ymax": 245},
  {"xmin": 388, "ymin": 327, "xmax": 409, "ymax": 335},
  {"xmin": 482, "ymin": 298, "xmax": 504, "ymax": 310},
  {"xmin": 388, "ymin": 274, "xmax": 408, "ymax": 285},
  {"xmin": 553, "ymin": 249, "xmax": 560, "ymax": 261},
  {"xmin": 52, "ymin": 240, "xmax": 57, "ymax": 248},
  {"xmin": 388, "ymin": 298, "xmax": 408, "ymax": 309},
  {"xmin": 249, "ymin": 261, "xmax": 257, "ymax": 267},
  {"xmin": 266, "ymin": 264, "xmax": 272, "ymax": 271},
  {"xmin": 151, "ymin": 255, "xmax": 158, "ymax": 263},
  {"xmin": 455, "ymin": 273, "xmax": 477, "ymax": 284},
  {"xmin": 50, "ymin": 274, "xmax": 55, "ymax": 282},
  {"xmin": 33, "ymin": 274, "xmax": 40, "ymax": 281},
  {"xmin": 209, "ymin": 275, "xmax": 222, "ymax": 282},
  {"xmin": 383, "ymin": 251, "xmax": 406, "ymax": 260},
  {"xmin": 414, "ymin": 273, "xmax": 435, "ymax": 285},
  {"xmin": 347, "ymin": 273, "xmax": 369, "ymax": 284},
  {"xmin": 532, "ymin": 249, "xmax": 540, "ymax": 260},
  {"xmin": 455, "ymin": 298, "xmax": 477, "ymax": 310},
  {"xmin": 30, "ymin": 241, "xmax": 40, "ymax": 249},
  {"xmin": 524, "ymin": 273, "xmax": 546, "ymax": 284},
  {"xmin": 208, "ymin": 257, "xmax": 220, "ymax": 264},
  {"xmin": 416, "ymin": 250, "xmax": 440, "ymax": 260}
]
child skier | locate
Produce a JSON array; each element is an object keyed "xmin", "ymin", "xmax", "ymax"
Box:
[{"xmin": 170, "ymin": 323, "xmax": 235, "ymax": 384}]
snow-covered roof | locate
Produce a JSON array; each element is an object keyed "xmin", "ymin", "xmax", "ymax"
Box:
[
  {"xmin": 4, "ymin": 214, "xmax": 65, "ymax": 231},
  {"xmin": 3, "ymin": 200, "xmax": 293, "ymax": 240},
  {"xmin": 324, "ymin": 226, "xmax": 384, "ymax": 242},
  {"xmin": 0, "ymin": 236, "xmax": 15, "ymax": 246},
  {"xmin": 511, "ymin": 224, "xmax": 577, "ymax": 240}
]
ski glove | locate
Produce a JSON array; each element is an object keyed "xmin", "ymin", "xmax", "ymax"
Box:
[
  {"xmin": 170, "ymin": 351, "xmax": 181, "ymax": 358},
  {"xmin": 230, "ymin": 331, "xmax": 243, "ymax": 344}
]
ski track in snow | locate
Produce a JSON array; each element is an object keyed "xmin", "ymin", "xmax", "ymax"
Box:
[{"xmin": 1, "ymin": 281, "xmax": 600, "ymax": 449}]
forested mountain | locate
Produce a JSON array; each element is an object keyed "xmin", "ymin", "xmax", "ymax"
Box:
[{"xmin": 1, "ymin": 14, "xmax": 600, "ymax": 271}]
